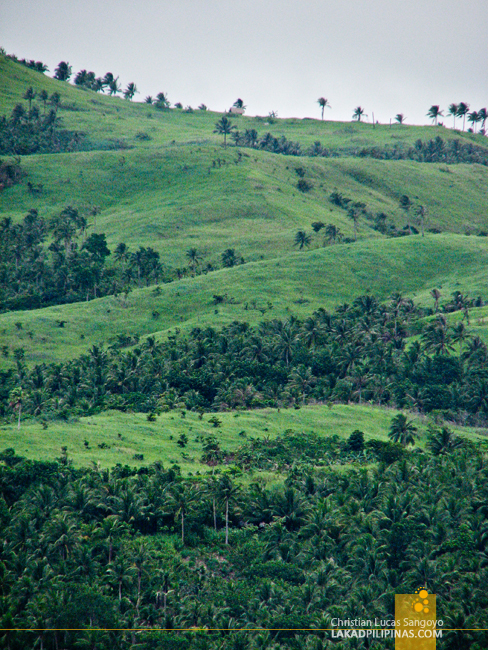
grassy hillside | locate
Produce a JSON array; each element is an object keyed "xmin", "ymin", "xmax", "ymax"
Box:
[
  {"xmin": 1, "ymin": 402, "xmax": 485, "ymax": 472},
  {"xmin": 2, "ymin": 54, "xmax": 488, "ymax": 272},
  {"xmin": 1, "ymin": 233, "xmax": 488, "ymax": 366},
  {"xmin": 2, "ymin": 55, "xmax": 488, "ymax": 471}
]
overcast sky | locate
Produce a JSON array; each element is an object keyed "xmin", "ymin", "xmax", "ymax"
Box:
[{"xmin": 1, "ymin": 0, "xmax": 487, "ymax": 125}]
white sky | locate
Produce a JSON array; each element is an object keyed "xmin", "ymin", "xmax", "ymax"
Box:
[{"xmin": 1, "ymin": 0, "xmax": 487, "ymax": 124}]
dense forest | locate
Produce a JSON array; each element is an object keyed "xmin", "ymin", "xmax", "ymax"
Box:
[{"xmin": 0, "ymin": 443, "xmax": 487, "ymax": 649}]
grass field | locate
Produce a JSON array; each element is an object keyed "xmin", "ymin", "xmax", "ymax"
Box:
[
  {"xmin": 1, "ymin": 233, "xmax": 488, "ymax": 366},
  {"xmin": 1, "ymin": 402, "xmax": 486, "ymax": 473}
]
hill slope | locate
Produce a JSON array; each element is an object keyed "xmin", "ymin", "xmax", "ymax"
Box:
[{"xmin": 2, "ymin": 233, "xmax": 488, "ymax": 365}]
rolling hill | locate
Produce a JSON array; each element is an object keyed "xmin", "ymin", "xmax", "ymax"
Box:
[{"xmin": 1, "ymin": 52, "xmax": 488, "ymax": 466}]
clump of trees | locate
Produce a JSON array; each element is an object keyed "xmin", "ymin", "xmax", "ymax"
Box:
[
  {"xmin": 0, "ymin": 210, "xmax": 246, "ymax": 312},
  {"xmin": 2, "ymin": 292, "xmax": 487, "ymax": 425},
  {"xmin": 0, "ymin": 91, "xmax": 85, "ymax": 155},
  {"xmin": 0, "ymin": 208, "xmax": 165, "ymax": 311}
]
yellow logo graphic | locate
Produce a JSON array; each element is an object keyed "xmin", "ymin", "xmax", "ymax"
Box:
[
  {"xmin": 395, "ymin": 588, "xmax": 439, "ymax": 649},
  {"xmin": 413, "ymin": 588, "xmax": 431, "ymax": 614}
]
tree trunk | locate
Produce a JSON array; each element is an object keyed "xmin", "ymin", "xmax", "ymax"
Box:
[{"xmin": 225, "ymin": 499, "xmax": 229, "ymax": 545}]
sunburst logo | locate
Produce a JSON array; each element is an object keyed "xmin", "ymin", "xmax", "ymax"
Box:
[{"xmin": 412, "ymin": 588, "xmax": 430, "ymax": 614}]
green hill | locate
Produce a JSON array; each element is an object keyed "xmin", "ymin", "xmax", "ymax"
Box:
[
  {"xmin": 1, "ymin": 233, "xmax": 488, "ymax": 366},
  {"xmin": 1, "ymin": 402, "xmax": 485, "ymax": 472},
  {"xmin": 2, "ymin": 54, "xmax": 488, "ymax": 466}
]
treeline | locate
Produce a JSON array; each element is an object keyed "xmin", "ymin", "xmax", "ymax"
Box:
[
  {"xmin": 0, "ymin": 446, "xmax": 487, "ymax": 648},
  {"xmin": 2, "ymin": 293, "xmax": 488, "ymax": 425},
  {"xmin": 0, "ymin": 91, "xmax": 85, "ymax": 155},
  {"xmin": 0, "ymin": 209, "xmax": 244, "ymax": 312},
  {"xmin": 228, "ymin": 128, "xmax": 488, "ymax": 165},
  {"xmin": 356, "ymin": 136, "xmax": 488, "ymax": 165}
]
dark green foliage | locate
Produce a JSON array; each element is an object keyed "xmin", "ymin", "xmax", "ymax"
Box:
[
  {"xmin": 0, "ymin": 95, "xmax": 86, "ymax": 155},
  {"xmin": 2, "ymin": 293, "xmax": 488, "ymax": 424},
  {"xmin": 0, "ymin": 209, "xmax": 167, "ymax": 311},
  {"xmin": 177, "ymin": 433, "xmax": 188, "ymax": 448},
  {"xmin": 347, "ymin": 429, "xmax": 365, "ymax": 451},
  {"xmin": 296, "ymin": 178, "xmax": 313, "ymax": 192},
  {"xmin": 0, "ymin": 157, "xmax": 24, "ymax": 188},
  {"xmin": 0, "ymin": 449, "xmax": 487, "ymax": 647}
]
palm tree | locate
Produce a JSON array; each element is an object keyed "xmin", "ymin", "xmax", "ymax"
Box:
[
  {"xmin": 395, "ymin": 113, "xmax": 406, "ymax": 124},
  {"xmin": 388, "ymin": 413, "xmax": 418, "ymax": 446},
  {"xmin": 430, "ymin": 288, "xmax": 441, "ymax": 312},
  {"xmin": 217, "ymin": 475, "xmax": 240, "ymax": 544},
  {"xmin": 447, "ymin": 103, "xmax": 459, "ymax": 129},
  {"xmin": 294, "ymin": 230, "xmax": 311, "ymax": 250},
  {"xmin": 415, "ymin": 204, "xmax": 426, "ymax": 237},
  {"xmin": 478, "ymin": 107, "xmax": 487, "ymax": 132},
  {"xmin": 317, "ymin": 97, "xmax": 331, "ymax": 120},
  {"xmin": 347, "ymin": 203, "xmax": 363, "ymax": 240},
  {"xmin": 165, "ymin": 483, "xmax": 199, "ymax": 545},
  {"xmin": 54, "ymin": 61, "xmax": 72, "ymax": 81},
  {"xmin": 457, "ymin": 102, "xmax": 469, "ymax": 131},
  {"xmin": 324, "ymin": 223, "xmax": 341, "ymax": 245},
  {"xmin": 108, "ymin": 78, "xmax": 121, "ymax": 96},
  {"xmin": 9, "ymin": 387, "xmax": 23, "ymax": 430},
  {"xmin": 467, "ymin": 110, "xmax": 480, "ymax": 132},
  {"xmin": 233, "ymin": 98, "xmax": 246, "ymax": 110},
  {"xmin": 213, "ymin": 116, "xmax": 236, "ymax": 148},
  {"xmin": 399, "ymin": 195, "xmax": 412, "ymax": 235},
  {"xmin": 427, "ymin": 105, "xmax": 443, "ymax": 125},
  {"xmin": 421, "ymin": 316, "xmax": 454, "ymax": 355},
  {"xmin": 23, "ymin": 87, "xmax": 36, "ymax": 114},
  {"xmin": 49, "ymin": 92, "xmax": 61, "ymax": 114},
  {"xmin": 38, "ymin": 90, "xmax": 48, "ymax": 115},
  {"xmin": 144, "ymin": 95, "xmax": 154, "ymax": 104},
  {"xmin": 186, "ymin": 248, "xmax": 202, "ymax": 274},
  {"xmin": 155, "ymin": 92, "xmax": 170, "ymax": 109},
  {"xmin": 353, "ymin": 106, "xmax": 366, "ymax": 122},
  {"xmin": 123, "ymin": 83, "xmax": 138, "ymax": 101},
  {"xmin": 427, "ymin": 426, "xmax": 463, "ymax": 455}
]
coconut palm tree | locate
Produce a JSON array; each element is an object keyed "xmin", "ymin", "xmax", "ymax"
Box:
[
  {"xmin": 186, "ymin": 248, "xmax": 202, "ymax": 274},
  {"xmin": 23, "ymin": 86, "xmax": 37, "ymax": 113},
  {"xmin": 427, "ymin": 105, "xmax": 443, "ymax": 125},
  {"xmin": 399, "ymin": 195, "xmax": 412, "ymax": 235},
  {"xmin": 294, "ymin": 230, "xmax": 311, "ymax": 250},
  {"xmin": 467, "ymin": 110, "xmax": 480, "ymax": 132},
  {"xmin": 353, "ymin": 106, "xmax": 366, "ymax": 122},
  {"xmin": 427, "ymin": 426, "xmax": 463, "ymax": 455},
  {"xmin": 123, "ymin": 83, "xmax": 138, "ymax": 101},
  {"xmin": 415, "ymin": 204, "xmax": 426, "ymax": 237},
  {"xmin": 447, "ymin": 103, "xmax": 459, "ymax": 129},
  {"xmin": 144, "ymin": 95, "xmax": 154, "ymax": 104},
  {"xmin": 395, "ymin": 113, "xmax": 406, "ymax": 124},
  {"xmin": 388, "ymin": 413, "xmax": 418, "ymax": 447},
  {"xmin": 317, "ymin": 97, "xmax": 331, "ymax": 120},
  {"xmin": 54, "ymin": 61, "xmax": 72, "ymax": 81},
  {"xmin": 108, "ymin": 78, "xmax": 121, "ymax": 96},
  {"xmin": 165, "ymin": 483, "xmax": 200, "ymax": 545},
  {"xmin": 213, "ymin": 116, "xmax": 236, "ymax": 148},
  {"xmin": 478, "ymin": 107, "xmax": 487, "ymax": 132},
  {"xmin": 217, "ymin": 475, "xmax": 240, "ymax": 544},
  {"xmin": 233, "ymin": 98, "xmax": 246, "ymax": 110},
  {"xmin": 457, "ymin": 102, "xmax": 470, "ymax": 131}
]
